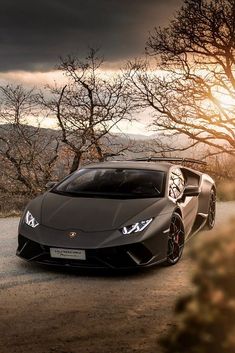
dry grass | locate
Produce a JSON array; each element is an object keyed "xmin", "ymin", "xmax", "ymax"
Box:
[
  {"xmin": 0, "ymin": 193, "xmax": 31, "ymax": 218},
  {"xmin": 0, "ymin": 210, "xmax": 21, "ymax": 217}
]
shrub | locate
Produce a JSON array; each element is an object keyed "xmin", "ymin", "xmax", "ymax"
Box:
[
  {"xmin": 217, "ymin": 182, "xmax": 235, "ymax": 201},
  {"xmin": 160, "ymin": 219, "xmax": 235, "ymax": 353}
]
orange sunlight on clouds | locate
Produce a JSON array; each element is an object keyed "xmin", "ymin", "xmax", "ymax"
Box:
[
  {"xmin": 0, "ymin": 70, "xmax": 67, "ymax": 87},
  {"xmin": 0, "ymin": 66, "xmax": 125, "ymax": 88}
]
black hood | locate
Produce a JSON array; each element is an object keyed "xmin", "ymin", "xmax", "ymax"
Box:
[{"xmin": 40, "ymin": 192, "xmax": 165, "ymax": 232}]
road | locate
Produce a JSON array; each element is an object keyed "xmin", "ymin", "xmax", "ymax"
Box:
[{"xmin": 0, "ymin": 202, "xmax": 235, "ymax": 353}]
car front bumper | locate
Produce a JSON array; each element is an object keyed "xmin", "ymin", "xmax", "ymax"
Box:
[{"xmin": 16, "ymin": 234, "xmax": 167, "ymax": 269}]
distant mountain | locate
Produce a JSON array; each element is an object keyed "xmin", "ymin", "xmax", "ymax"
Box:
[{"xmin": 0, "ymin": 123, "xmax": 225, "ymax": 160}]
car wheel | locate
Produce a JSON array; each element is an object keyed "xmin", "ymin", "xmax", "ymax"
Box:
[
  {"xmin": 164, "ymin": 212, "xmax": 185, "ymax": 266},
  {"xmin": 205, "ymin": 188, "xmax": 216, "ymax": 230}
]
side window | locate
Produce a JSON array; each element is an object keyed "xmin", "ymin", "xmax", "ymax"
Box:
[{"xmin": 169, "ymin": 168, "xmax": 185, "ymax": 199}]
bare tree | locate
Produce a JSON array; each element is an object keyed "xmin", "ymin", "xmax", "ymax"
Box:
[
  {"xmin": 0, "ymin": 85, "xmax": 61, "ymax": 194},
  {"xmin": 41, "ymin": 48, "xmax": 135, "ymax": 172},
  {"xmin": 128, "ymin": 0, "xmax": 235, "ymax": 157}
]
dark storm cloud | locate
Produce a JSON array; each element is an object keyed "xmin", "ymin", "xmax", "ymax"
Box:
[{"xmin": 0, "ymin": 0, "xmax": 182, "ymax": 71}]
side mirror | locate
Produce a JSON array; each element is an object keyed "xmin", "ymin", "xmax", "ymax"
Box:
[
  {"xmin": 183, "ymin": 185, "xmax": 200, "ymax": 197},
  {"xmin": 45, "ymin": 181, "xmax": 57, "ymax": 190}
]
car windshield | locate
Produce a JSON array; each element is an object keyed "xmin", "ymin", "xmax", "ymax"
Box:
[{"xmin": 53, "ymin": 168, "xmax": 165, "ymax": 199}]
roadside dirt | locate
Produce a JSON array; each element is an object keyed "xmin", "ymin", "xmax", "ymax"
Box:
[{"xmin": 0, "ymin": 202, "xmax": 234, "ymax": 353}]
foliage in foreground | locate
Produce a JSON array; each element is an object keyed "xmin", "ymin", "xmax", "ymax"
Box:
[
  {"xmin": 160, "ymin": 218, "xmax": 235, "ymax": 353},
  {"xmin": 217, "ymin": 182, "xmax": 235, "ymax": 201}
]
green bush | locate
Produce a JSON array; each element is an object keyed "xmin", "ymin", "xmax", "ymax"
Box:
[{"xmin": 160, "ymin": 219, "xmax": 235, "ymax": 353}]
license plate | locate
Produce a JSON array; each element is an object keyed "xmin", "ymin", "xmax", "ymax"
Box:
[{"xmin": 50, "ymin": 248, "xmax": 86, "ymax": 260}]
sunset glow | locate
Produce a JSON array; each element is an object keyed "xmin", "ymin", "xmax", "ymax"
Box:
[
  {"xmin": 0, "ymin": 70, "xmax": 67, "ymax": 87},
  {"xmin": 215, "ymin": 91, "xmax": 235, "ymax": 108}
]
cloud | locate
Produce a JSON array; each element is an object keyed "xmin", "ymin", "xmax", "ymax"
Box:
[{"xmin": 0, "ymin": 0, "xmax": 182, "ymax": 71}]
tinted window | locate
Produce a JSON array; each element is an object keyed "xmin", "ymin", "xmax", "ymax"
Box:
[
  {"xmin": 54, "ymin": 168, "xmax": 165, "ymax": 199},
  {"xmin": 169, "ymin": 168, "xmax": 185, "ymax": 199}
]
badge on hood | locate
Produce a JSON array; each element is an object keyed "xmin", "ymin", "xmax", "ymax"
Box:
[{"xmin": 68, "ymin": 231, "xmax": 77, "ymax": 239}]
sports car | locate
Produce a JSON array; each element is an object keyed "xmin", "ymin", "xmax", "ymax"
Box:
[{"xmin": 17, "ymin": 157, "xmax": 216, "ymax": 269}]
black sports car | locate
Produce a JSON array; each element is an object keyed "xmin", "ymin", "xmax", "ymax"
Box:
[{"xmin": 17, "ymin": 157, "xmax": 216, "ymax": 269}]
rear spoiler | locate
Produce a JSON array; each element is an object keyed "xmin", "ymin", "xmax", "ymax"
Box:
[{"xmin": 130, "ymin": 157, "xmax": 207, "ymax": 166}]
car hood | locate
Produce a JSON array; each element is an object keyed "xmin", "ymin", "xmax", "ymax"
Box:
[{"xmin": 39, "ymin": 192, "xmax": 168, "ymax": 232}]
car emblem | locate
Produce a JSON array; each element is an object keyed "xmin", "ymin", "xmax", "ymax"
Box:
[{"xmin": 69, "ymin": 231, "xmax": 77, "ymax": 239}]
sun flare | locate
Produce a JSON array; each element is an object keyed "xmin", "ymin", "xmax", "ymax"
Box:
[{"xmin": 212, "ymin": 88, "xmax": 235, "ymax": 108}]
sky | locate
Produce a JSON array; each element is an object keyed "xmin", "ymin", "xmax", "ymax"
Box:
[
  {"xmin": 0, "ymin": 0, "xmax": 182, "ymax": 73},
  {"xmin": 0, "ymin": 0, "xmax": 182, "ymax": 133}
]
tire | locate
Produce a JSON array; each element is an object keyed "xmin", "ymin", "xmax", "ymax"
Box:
[
  {"xmin": 164, "ymin": 212, "xmax": 185, "ymax": 266},
  {"xmin": 205, "ymin": 188, "xmax": 216, "ymax": 230}
]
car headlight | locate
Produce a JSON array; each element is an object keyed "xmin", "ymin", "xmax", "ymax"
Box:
[
  {"xmin": 25, "ymin": 210, "xmax": 39, "ymax": 228},
  {"xmin": 121, "ymin": 218, "xmax": 153, "ymax": 235}
]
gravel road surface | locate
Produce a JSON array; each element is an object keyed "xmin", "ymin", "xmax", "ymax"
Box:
[{"xmin": 0, "ymin": 202, "xmax": 235, "ymax": 353}]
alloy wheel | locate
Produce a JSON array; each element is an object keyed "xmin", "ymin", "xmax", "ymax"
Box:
[
  {"xmin": 207, "ymin": 189, "xmax": 216, "ymax": 229},
  {"xmin": 166, "ymin": 213, "xmax": 185, "ymax": 265}
]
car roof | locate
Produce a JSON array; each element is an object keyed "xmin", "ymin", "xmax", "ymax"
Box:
[{"xmin": 82, "ymin": 161, "xmax": 178, "ymax": 172}]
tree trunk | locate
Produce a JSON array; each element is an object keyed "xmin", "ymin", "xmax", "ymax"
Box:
[
  {"xmin": 70, "ymin": 151, "xmax": 82, "ymax": 173},
  {"xmin": 95, "ymin": 142, "xmax": 104, "ymax": 162}
]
